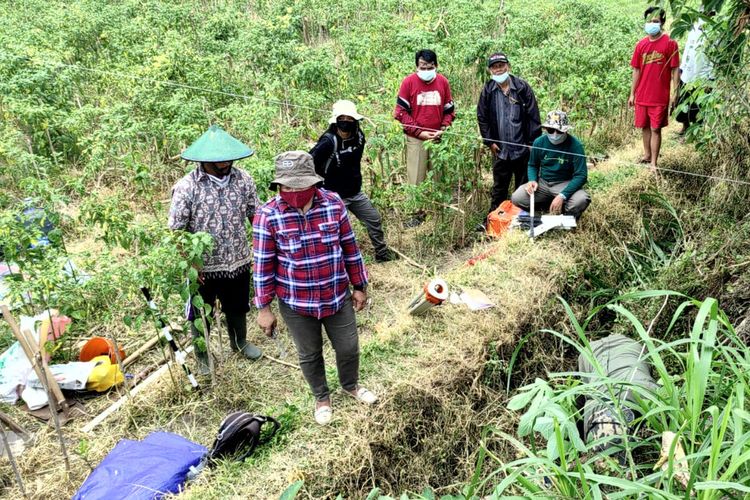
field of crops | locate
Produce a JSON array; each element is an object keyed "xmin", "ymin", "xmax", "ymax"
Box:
[{"xmin": 2, "ymin": 0, "xmax": 750, "ymax": 497}]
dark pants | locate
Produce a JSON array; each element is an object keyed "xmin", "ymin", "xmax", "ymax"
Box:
[
  {"xmin": 490, "ymin": 153, "xmax": 529, "ymax": 213},
  {"xmin": 278, "ymin": 295, "xmax": 360, "ymax": 401},
  {"xmin": 343, "ymin": 192, "xmax": 388, "ymax": 256},
  {"xmin": 675, "ymin": 81, "xmax": 703, "ymax": 127},
  {"xmin": 190, "ymin": 271, "xmax": 251, "ymax": 356},
  {"xmin": 511, "ymin": 179, "xmax": 591, "ymax": 219}
]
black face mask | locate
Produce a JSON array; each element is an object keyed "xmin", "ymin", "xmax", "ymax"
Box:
[{"xmin": 336, "ymin": 120, "xmax": 357, "ymax": 133}]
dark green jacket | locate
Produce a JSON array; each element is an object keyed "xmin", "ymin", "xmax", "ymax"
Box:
[{"xmin": 527, "ymin": 134, "xmax": 588, "ymax": 199}]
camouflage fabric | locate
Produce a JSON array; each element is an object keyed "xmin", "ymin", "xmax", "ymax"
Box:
[
  {"xmin": 542, "ymin": 110, "xmax": 572, "ymax": 132},
  {"xmin": 578, "ymin": 334, "xmax": 656, "ymax": 454}
]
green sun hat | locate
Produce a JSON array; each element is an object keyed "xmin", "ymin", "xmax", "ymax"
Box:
[{"xmin": 181, "ymin": 124, "xmax": 254, "ymax": 163}]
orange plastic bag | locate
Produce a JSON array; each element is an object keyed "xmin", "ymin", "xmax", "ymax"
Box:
[{"xmin": 486, "ymin": 200, "xmax": 522, "ymax": 237}]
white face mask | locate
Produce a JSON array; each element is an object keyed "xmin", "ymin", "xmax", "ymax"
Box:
[
  {"xmin": 417, "ymin": 69, "xmax": 437, "ymax": 82},
  {"xmin": 491, "ymin": 72, "xmax": 510, "ymax": 84},
  {"xmin": 548, "ymin": 132, "xmax": 567, "ymax": 145},
  {"xmin": 207, "ymin": 173, "xmax": 231, "ymax": 188}
]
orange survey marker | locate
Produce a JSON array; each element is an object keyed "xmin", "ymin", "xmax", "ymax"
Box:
[{"xmin": 486, "ymin": 200, "xmax": 522, "ymax": 238}]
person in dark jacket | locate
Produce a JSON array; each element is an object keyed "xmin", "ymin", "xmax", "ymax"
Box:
[
  {"xmin": 310, "ymin": 100, "xmax": 396, "ymax": 263},
  {"xmin": 477, "ymin": 52, "xmax": 541, "ymax": 216}
]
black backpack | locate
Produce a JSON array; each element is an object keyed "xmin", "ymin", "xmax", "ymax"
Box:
[{"xmin": 206, "ymin": 412, "xmax": 280, "ymax": 464}]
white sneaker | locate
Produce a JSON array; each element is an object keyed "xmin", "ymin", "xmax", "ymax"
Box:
[
  {"xmin": 314, "ymin": 404, "xmax": 333, "ymax": 425},
  {"xmin": 350, "ymin": 386, "xmax": 378, "ymax": 405}
]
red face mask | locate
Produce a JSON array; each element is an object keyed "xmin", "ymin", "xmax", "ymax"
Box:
[{"xmin": 280, "ymin": 187, "xmax": 316, "ymax": 208}]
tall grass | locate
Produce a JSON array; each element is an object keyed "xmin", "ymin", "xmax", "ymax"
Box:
[{"xmin": 480, "ymin": 291, "xmax": 750, "ymax": 498}]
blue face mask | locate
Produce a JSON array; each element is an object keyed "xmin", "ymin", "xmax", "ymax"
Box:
[
  {"xmin": 548, "ymin": 132, "xmax": 567, "ymax": 145},
  {"xmin": 417, "ymin": 69, "xmax": 437, "ymax": 82},
  {"xmin": 645, "ymin": 22, "xmax": 661, "ymax": 36},
  {"xmin": 491, "ymin": 72, "xmax": 510, "ymax": 85}
]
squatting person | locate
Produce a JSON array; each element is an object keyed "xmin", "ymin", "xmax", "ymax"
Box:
[{"xmin": 511, "ymin": 111, "xmax": 591, "ymax": 219}]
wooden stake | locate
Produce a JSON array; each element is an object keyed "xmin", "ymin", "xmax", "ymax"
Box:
[
  {"xmin": 199, "ymin": 307, "xmax": 216, "ymax": 386},
  {"xmin": 263, "ymin": 353, "xmax": 300, "ymax": 370},
  {"xmin": 82, "ymin": 346, "xmax": 194, "ymax": 433},
  {"xmin": 0, "ymin": 419, "xmax": 26, "ymax": 497},
  {"xmin": 1, "ymin": 306, "xmax": 67, "ymax": 411},
  {"xmin": 389, "ymin": 247, "xmax": 429, "ymax": 272}
]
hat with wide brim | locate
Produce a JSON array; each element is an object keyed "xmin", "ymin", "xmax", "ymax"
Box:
[
  {"xmin": 542, "ymin": 110, "xmax": 573, "ymax": 133},
  {"xmin": 328, "ymin": 99, "xmax": 364, "ymax": 124},
  {"xmin": 181, "ymin": 124, "xmax": 254, "ymax": 163},
  {"xmin": 269, "ymin": 150, "xmax": 324, "ymax": 191}
]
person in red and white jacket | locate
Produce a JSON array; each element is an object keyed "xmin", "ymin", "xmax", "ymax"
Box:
[{"xmin": 394, "ymin": 49, "xmax": 455, "ymax": 190}]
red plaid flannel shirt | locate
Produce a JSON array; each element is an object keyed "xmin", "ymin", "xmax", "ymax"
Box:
[{"xmin": 252, "ymin": 188, "xmax": 368, "ymax": 319}]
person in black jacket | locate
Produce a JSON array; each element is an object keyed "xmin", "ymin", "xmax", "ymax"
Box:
[
  {"xmin": 477, "ymin": 52, "xmax": 542, "ymax": 217},
  {"xmin": 310, "ymin": 100, "xmax": 396, "ymax": 263}
]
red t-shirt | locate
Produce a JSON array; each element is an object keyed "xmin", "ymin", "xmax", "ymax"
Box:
[
  {"xmin": 393, "ymin": 73, "xmax": 455, "ymax": 137},
  {"xmin": 630, "ymin": 34, "xmax": 680, "ymax": 106}
]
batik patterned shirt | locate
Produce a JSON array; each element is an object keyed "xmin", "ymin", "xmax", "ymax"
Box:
[
  {"xmin": 168, "ymin": 166, "xmax": 259, "ymax": 278},
  {"xmin": 252, "ymin": 188, "xmax": 368, "ymax": 319}
]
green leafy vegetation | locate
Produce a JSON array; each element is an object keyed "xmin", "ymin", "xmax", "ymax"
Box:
[{"xmin": 1, "ymin": 0, "xmax": 749, "ymax": 498}]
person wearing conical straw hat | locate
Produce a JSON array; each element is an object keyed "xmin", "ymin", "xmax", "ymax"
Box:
[
  {"xmin": 252, "ymin": 151, "xmax": 377, "ymax": 425},
  {"xmin": 310, "ymin": 99, "xmax": 397, "ymax": 263},
  {"xmin": 168, "ymin": 124, "xmax": 261, "ymax": 374}
]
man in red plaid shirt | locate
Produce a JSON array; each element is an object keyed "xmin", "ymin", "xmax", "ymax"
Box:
[{"xmin": 253, "ymin": 151, "xmax": 378, "ymax": 425}]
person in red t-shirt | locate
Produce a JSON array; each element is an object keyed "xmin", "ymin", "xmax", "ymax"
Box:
[
  {"xmin": 394, "ymin": 49, "xmax": 455, "ymax": 194},
  {"xmin": 628, "ymin": 6, "xmax": 680, "ymax": 172}
]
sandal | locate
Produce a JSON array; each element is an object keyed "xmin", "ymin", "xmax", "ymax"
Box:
[
  {"xmin": 314, "ymin": 403, "xmax": 333, "ymax": 425},
  {"xmin": 638, "ymin": 157, "xmax": 651, "ymax": 164},
  {"xmin": 347, "ymin": 386, "xmax": 378, "ymax": 405}
]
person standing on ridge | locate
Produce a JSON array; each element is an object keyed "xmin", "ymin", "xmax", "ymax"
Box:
[
  {"xmin": 394, "ymin": 49, "xmax": 455, "ymax": 226},
  {"xmin": 477, "ymin": 52, "xmax": 541, "ymax": 221},
  {"xmin": 310, "ymin": 99, "xmax": 397, "ymax": 262},
  {"xmin": 168, "ymin": 125, "xmax": 262, "ymax": 374},
  {"xmin": 628, "ymin": 6, "xmax": 680, "ymax": 171}
]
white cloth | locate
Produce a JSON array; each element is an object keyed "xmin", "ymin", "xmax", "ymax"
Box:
[
  {"xmin": 0, "ymin": 342, "xmax": 32, "ymax": 404},
  {"xmin": 27, "ymin": 361, "xmax": 95, "ymax": 391},
  {"xmin": 680, "ymin": 22, "xmax": 713, "ymax": 83}
]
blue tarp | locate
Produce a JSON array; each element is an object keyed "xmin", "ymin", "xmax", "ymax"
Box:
[{"xmin": 73, "ymin": 431, "xmax": 207, "ymax": 500}]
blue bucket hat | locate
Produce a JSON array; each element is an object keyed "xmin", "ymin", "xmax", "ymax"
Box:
[{"xmin": 181, "ymin": 125, "xmax": 254, "ymax": 163}]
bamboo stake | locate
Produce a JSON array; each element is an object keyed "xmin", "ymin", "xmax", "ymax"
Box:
[
  {"xmin": 263, "ymin": 353, "xmax": 300, "ymax": 370},
  {"xmin": 199, "ymin": 307, "xmax": 216, "ymax": 386},
  {"xmin": 389, "ymin": 247, "xmax": 428, "ymax": 272},
  {"xmin": 29, "ymin": 335, "xmax": 70, "ymax": 473},
  {"xmin": 82, "ymin": 346, "xmax": 194, "ymax": 433},
  {"xmin": 0, "ymin": 419, "xmax": 26, "ymax": 497},
  {"xmin": 122, "ymin": 336, "xmax": 160, "ymax": 366},
  {"xmin": 0, "ymin": 306, "xmax": 66, "ymax": 410}
]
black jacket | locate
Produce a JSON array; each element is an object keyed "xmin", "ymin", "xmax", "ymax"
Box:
[
  {"xmin": 476, "ymin": 75, "xmax": 542, "ymax": 150},
  {"xmin": 309, "ymin": 127, "xmax": 365, "ymax": 199}
]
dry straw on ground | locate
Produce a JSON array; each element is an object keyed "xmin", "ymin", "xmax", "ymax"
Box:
[{"xmin": 1, "ymin": 147, "xmax": 667, "ymax": 499}]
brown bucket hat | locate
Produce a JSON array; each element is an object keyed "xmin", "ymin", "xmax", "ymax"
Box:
[{"xmin": 269, "ymin": 151, "xmax": 324, "ymax": 191}]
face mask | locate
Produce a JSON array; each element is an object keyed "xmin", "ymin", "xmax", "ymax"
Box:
[
  {"xmin": 491, "ymin": 72, "xmax": 510, "ymax": 85},
  {"xmin": 280, "ymin": 187, "xmax": 316, "ymax": 209},
  {"xmin": 417, "ymin": 69, "xmax": 436, "ymax": 82},
  {"xmin": 336, "ymin": 120, "xmax": 356, "ymax": 133},
  {"xmin": 207, "ymin": 173, "xmax": 231, "ymax": 188},
  {"xmin": 548, "ymin": 132, "xmax": 567, "ymax": 145},
  {"xmin": 645, "ymin": 22, "xmax": 661, "ymax": 36}
]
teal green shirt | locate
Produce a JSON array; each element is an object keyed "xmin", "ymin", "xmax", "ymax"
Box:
[{"xmin": 527, "ymin": 134, "xmax": 588, "ymax": 199}]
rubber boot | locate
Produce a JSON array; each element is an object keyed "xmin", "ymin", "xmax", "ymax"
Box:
[
  {"xmin": 190, "ymin": 321, "xmax": 211, "ymax": 376},
  {"xmin": 226, "ymin": 312, "xmax": 262, "ymax": 360}
]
